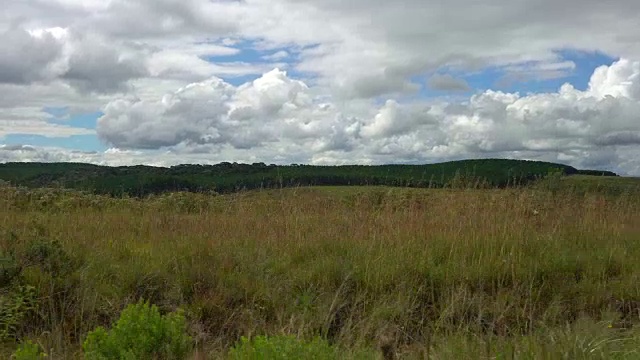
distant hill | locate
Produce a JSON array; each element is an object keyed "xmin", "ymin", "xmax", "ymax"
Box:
[{"xmin": 0, "ymin": 159, "xmax": 617, "ymax": 197}]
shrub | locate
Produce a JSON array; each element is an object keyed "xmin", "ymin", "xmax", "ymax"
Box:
[
  {"xmin": 228, "ymin": 335, "xmax": 339, "ymax": 360},
  {"xmin": 0, "ymin": 285, "xmax": 37, "ymax": 341},
  {"xmin": 82, "ymin": 300, "xmax": 192, "ymax": 360},
  {"xmin": 11, "ymin": 339, "xmax": 47, "ymax": 360},
  {"xmin": 24, "ymin": 240, "xmax": 74, "ymax": 277},
  {"xmin": 1, "ymin": 253, "xmax": 21, "ymax": 288}
]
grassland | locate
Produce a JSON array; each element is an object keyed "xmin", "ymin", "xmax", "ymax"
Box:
[{"xmin": 1, "ymin": 176, "xmax": 640, "ymax": 359}]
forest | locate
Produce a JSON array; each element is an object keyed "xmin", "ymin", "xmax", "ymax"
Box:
[{"xmin": 0, "ymin": 159, "xmax": 617, "ymax": 197}]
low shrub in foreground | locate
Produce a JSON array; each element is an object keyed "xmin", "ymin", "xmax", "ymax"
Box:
[
  {"xmin": 11, "ymin": 340, "xmax": 47, "ymax": 360},
  {"xmin": 228, "ymin": 335, "xmax": 341, "ymax": 360},
  {"xmin": 82, "ymin": 300, "xmax": 192, "ymax": 360}
]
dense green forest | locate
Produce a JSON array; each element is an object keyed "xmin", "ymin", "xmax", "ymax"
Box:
[{"xmin": 0, "ymin": 159, "xmax": 617, "ymax": 196}]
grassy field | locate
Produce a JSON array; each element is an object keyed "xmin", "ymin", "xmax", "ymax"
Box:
[
  {"xmin": 1, "ymin": 178, "xmax": 640, "ymax": 358},
  {"xmin": 558, "ymin": 175, "xmax": 640, "ymax": 195}
]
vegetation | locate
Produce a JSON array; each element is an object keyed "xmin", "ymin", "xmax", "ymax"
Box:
[
  {"xmin": 82, "ymin": 300, "xmax": 192, "ymax": 359},
  {"xmin": 0, "ymin": 159, "xmax": 618, "ymax": 196},
  {"xmin": 229, "ymin": 335, "xmax": 343, "ymax": 360},
  {"xmin": 11, "ymin": 340, "xmax": 47, "ymax": 360},
  {"xmin": 1, "ymin": 170, "xmax": 639, "ymax": 358},
  {"xmin": 555, "ymin": 175, "xmax": 640, "ymax": 196}
]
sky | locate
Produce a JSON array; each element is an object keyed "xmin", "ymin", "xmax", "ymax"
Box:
[{"xmin": 1, "ymin": 1, "xmax": 640, "ymax": 174}]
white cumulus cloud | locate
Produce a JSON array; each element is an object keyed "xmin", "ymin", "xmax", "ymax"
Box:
[
  {"xmin": 2, "ymin": 0, "xmax": 640, "ymax": 174},
  {"xmin": 90, "ymin": 59, "xmax": 640, "ymax": 174}
]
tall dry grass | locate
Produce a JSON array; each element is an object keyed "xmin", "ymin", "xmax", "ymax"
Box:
[{"xmin": 1, "ymin": 185, "xmax": 640, "ymax": 358}]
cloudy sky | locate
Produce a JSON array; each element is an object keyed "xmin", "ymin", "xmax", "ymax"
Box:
[{"xmin": 2, "ymin": 0, "xmax": 640, "ymax": 174}]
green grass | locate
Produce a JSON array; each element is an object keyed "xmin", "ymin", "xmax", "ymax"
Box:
[
  {"xmin": 1, "ymin": 181, "xmax": 640, "ymax": 359},
  {"xmin": 562, "ymin": 175, "xmax": 640, "ymax": 188},
  {"xmin": 530, "ymin": 174, "xmax": 640, "ymax": 199}
]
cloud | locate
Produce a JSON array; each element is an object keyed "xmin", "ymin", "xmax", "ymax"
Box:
[
  {"xmin": 6, "ymin": 0, "xmax": 640, "ymax": 99},
  {"xmin": 588, "ymin": 59, "xmax": 640, "ymax": 100},
  {"xmin": 427, "ymin": 74, "xmax": 471, "ymax": 92},
  {"xmin": 0, "ymin": 80, "xmax": 112, "ymax": 139},
  {"xmin": 4, "ymin": 0, "xmax": 640, "ymax": 175},
  {"xmin": 414, "ymin": 60, "xmax": 640, "ymax": 159},
  {"xmin": 0, "ymin": 119, "xmax": 95, "ymax": 138},
  {"xmin": 0, "ymin": 27, "xmax": 64, "ymax": 84},
  {"xmin": 594, "ymin": 131, "xmax": 640, "ymax": 146},
  {"xmin": 91, "ymin": 59, "xmax": 640, "ymax": 174},
  {"xmin": 0, "ymin": 144, "xmax": 312, "ymax": 168},
  {"xmin": 360, "ymin": 100, "xmax": 436, "ymax": 138},
  {"xmin": 230, "ymin": 0, "xmax": 640, "ymax": 98},
  {"xmin": 0, "ymin": 144, "xmax": 121, "ymax": 165},
  {"xmin": 262, "ymin": 50, "xmax": 290, "ymax": 61},
  {"xmin": 97, "ymin": 68, "xmax": 349, "ymax": 150},
  {"xmin": 147, "ymin": 50, "xmax": 282, "ymax": 82},
  {"xmin": 56, "ymin": 0, "xmax": 240, "ymax": 40},
  {"xmin": 97, "ymin": 76, "xmax": 234, "ymax": 149},
  {"xmin": 60, "ymin": 33, "xmax": 150, "ymax": 93},
  {"xmin": 0, "ymin": 26, "xmax": 149, "ymax": 93},
  {"xmin": 497, "ymin": 60, "xmax": 577, "ymax": 87}
]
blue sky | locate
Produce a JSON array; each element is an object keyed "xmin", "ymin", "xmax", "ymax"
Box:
[
  {"xmin": 2, "ymin": 108, "xmax": 107, "ymax": 152},
  {"xmin": 205, "ymin": 39, "xmax": 303, "ymax": 86},
  {"xmin": 2, "ymin": 133, "xmax": 106, "ymax": 152},
  {"xmin": 421, "ymin": 50, "xmax": 618, "ymax": 98}
]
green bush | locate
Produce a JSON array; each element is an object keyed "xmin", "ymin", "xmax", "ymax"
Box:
[
  {"xmin": 11, "ymin": 340, "xmax": 47, "ymax": 359},
  {"xmin": 0, "ymin": 285, "xmax": 36, "ymax": 341},
  {"xmin": 24, "ymin": 240, "xmax": 74, "ymax": 277},
  {"xmin": 0, "ymin": 253, "xmax": 21, "ymax": 288},
  {"xmin": 82, "ymin": 300, "xmax": 192, "ymax": 360},
  {"xmin": 228, "ymin": 335, "xmax": 340, "ymax": 360}
]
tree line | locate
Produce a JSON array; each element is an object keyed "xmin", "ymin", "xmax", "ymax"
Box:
[{"xmin": 0, "ymin": 159, "xmax": 617, "ymax": 197}]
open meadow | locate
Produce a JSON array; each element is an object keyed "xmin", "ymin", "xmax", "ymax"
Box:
[{"xmin": 2, "ymin": 177, "xmax": 640, "ymax": 359}]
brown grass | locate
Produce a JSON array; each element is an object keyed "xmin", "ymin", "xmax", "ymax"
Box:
[{"xmin": 1, "ymin": 185, "xmax": 640, "ymax": 358}]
